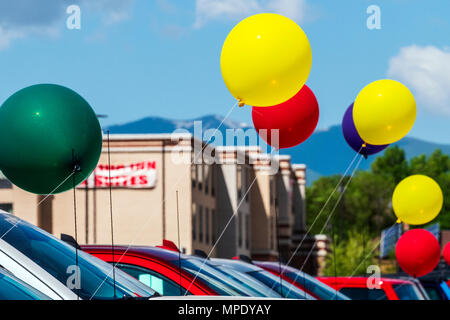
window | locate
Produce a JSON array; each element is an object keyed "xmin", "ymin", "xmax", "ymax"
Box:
[
  {"xmin": 238, "ymin": 212, "xmax": 242, "ymax": 247},
  {"xmin": 116, "ymin": 263, "xmax": 184, "ymax": 296},
  {"xmin": 245, "ymin": 214, "xmax": 250, "ymax": 249},
  {"xmin": 192, "ymin": 203, "xmax": 197, "ymax": 241},
  {"xmin": 211, "ymin": 209, "xmax": 217, "ymax": 243},
  {"xmin": 199, "ymin": 205, "xmax": 203, "ymax": 242},
  {"xmin": 338, "ymin": 287, "xmax": 388, "ymax": 300},
  {"xmin": 197, "ymin": 165, "xmax": 203, "ymax": 191},
  {"xmin": 191, "ymin": 165, "xmax": 196, "ymax": 188},
  {"xmin": 205, "ymin": 208, "xmax": 210, "ymax": 243},
  {"xmin": 0, "ymin": 204, "xmax": 13, "ymax": 214},
  {"xmin": 245, "ymin": 168, "xmax": 250, "ymax": 203},
  {"xmin": 237, "ymin": 166, "xmax": 242, "ymax": 199},
  {"xmin": 270, "ymin": 216, "xmax": 275, "ymax": 250},
  {"xmin": 211, "ymin": 167, "xmax": 215, "ymax": 197},
  {"xmin": 392, "ymin": 284, "xmax": 423, "ymax": 300},
  {"xmin": 204, "ymin": 166, "xmax": 209, "ymax": 195},
  {"xmin": 270, "ymin": 179, "xmax": 274, "ymax": 205}
]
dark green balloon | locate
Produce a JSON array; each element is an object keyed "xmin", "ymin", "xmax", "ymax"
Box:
[{"xmin": 0, "ymin": 84, "xmax": 102, "ymax": 195}]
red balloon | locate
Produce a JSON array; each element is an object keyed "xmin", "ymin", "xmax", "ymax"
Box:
[
  {"xmin": 444, "ymin": 242, "xmax": 450, "ymax": 266},
  {"xmin": 252, "ymin": 84, "xmax": 319, "ymax": 149},
  {"xmin": 395, "ymin": 229, "xmax": 441, "ymax": 277}
]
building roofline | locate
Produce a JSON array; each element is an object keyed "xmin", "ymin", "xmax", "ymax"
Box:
[{"xmin": 103, "ymin": 133, "xmax": 193, "ymax": 140}]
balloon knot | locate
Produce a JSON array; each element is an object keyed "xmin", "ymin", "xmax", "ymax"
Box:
[
  {"xmin": 73, "ymin": 164, "xmax": 82, "ymax": 173},
  {"xmin": 396, "ymin": 219, "xmax": 401, "ymax": 224},
  {"xmin": 238, "ymin": 100, "xmax": 245, "ymax": 107},
  {"xmin": 362, "ymin": 143, "xmax": 367, "ymax": 148}
]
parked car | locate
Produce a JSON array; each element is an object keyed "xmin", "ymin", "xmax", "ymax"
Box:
[
  {"xmin": 0, "ymin": 211, "xmax": 157, "ymax": 300},
  {"xmin": 0, "ymin": 266, "xmax": 50, "ymax": 300},
  {"xmin": 206, "ymin": 257, "xmax": 317, "ymax": 299},
  {"xmin": 318, "ymin": 276, "xmax": 428, "ymax": 300},
  {"xmin": 418, "ymin": 278, "xmax": 450, "ymax": 300},
  {"xmin": 82, "ymin": 242, "xmax": 279, "ymax": 297},
  {"xmin": 254, "ymin": 261, "xmax": 350, "ymax": 300}
]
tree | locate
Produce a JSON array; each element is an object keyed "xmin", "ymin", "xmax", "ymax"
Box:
[
  {"xmin": 371, "ymin": 146, "xmax": 409, "ymax": 184},
  {"xmin": 323, "ymin": 229, "xmax": 377, "ymax": 276},
  {"xmin": 409, "ymin": 150, "xmax": 450, "ymax": 228}
]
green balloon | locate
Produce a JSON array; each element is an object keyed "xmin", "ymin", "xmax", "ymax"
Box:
[{"xmin": 0, "ymin": 84, "xmax": 102, "ymax": 195}]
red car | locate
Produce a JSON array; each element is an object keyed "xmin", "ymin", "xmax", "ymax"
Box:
[
  {"xmin": 318, "ymin": 276, "xmax": 428, "ymax": 300},
  {"xmin": 82, "ymin": 241, "xmax": 270, "ymax": 297}
]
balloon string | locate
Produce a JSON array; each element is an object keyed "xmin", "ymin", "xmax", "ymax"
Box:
[
  {"xmin": 348, "ymin": 220, "xmax": 398, "ymax": 279},
  {"xmin": 184, "ymin": 173, "xmax": 259, "ymax": 296},
  {"xmin": 276, "ymin": 146, "xmax": 364, "ymax": 285},
  {"xmin": 282, "ymin": 154, "xmax": 364, "ymax": 297},
  {"xmin": 71, "ymin": 159, "xmax": 80, "ymax": 300},
  {"xmin": 106, "ymin": 130, "xmax": 117, "ymax": 299},
  {"xmin": 89, "ymin": 100, "xmax": 240, "ymax": 299},
  {"xmin": 0, "ymin": 170, "xmax": 76, "ymax": 241}
]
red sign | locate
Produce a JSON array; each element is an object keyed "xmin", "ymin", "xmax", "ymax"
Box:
[{"xmin": 80, "ymin": 161, "xmax": 157, "ymax": 188}]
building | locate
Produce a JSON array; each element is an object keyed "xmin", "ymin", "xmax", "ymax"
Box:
[{"xmin": 0, "ymin": 133, "xmax": 316, "ymax": 268}]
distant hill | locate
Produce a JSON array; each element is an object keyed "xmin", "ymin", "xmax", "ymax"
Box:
[{"xmin": 107, "ymin": 114, "xmax": 450, "ymax": 184}]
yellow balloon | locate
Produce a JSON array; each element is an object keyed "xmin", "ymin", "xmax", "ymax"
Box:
[
  {"xmin": 392, "ymin": 175, "xmax": 443, "ymax": 225},
  {"xmin": 353, "ymin": 79, "xmax": 416, "ymax": 145},
  {"xmin": 220, "ymin": 13, "xmax": 312, "ymax": 107}
]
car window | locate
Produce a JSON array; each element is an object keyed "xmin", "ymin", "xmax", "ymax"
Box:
[
  {"xmin": 0, "ymin": 213, "xmax": 155, "ymax": 299},
  {"xmin": 248, "ymin": 270, "xmax": 316, "ymax": 300},
  {"xmin": 180, "ymin": 259, "xmax": 251, "ymax": 296},
  {"xmin": 392, "ymin": 283, "xmax": 424, "ymax": 300},
  {"xmin": 424, "ymin": 286, "xmax": 441, "ymax": 300},
  {"xmin": 338, "ymin": 287, "xmax": 388, "ymax": 300},
  {"xmin": 284, "ymin": 271, "xmax": 350, "ymax": 300},
  {"xmin": 0, "ymin": 269, "xmax": 50, "ymax": 300},
  {"xmin": 215, "ymin": 266, "xmax": 281, "ymax": 298},
  {"xmin": 116, "ymin": 263, "xmax": 187, "ymax": 296}
]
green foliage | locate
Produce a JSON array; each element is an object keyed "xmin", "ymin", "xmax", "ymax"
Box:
[
  {"xmin": 323, "ymin": 229, "xmax": 377, "ymax": 276},
  {"xmin": 307, "ymin": 147, "xmax": 450, "ymax": 237},
  {"xmin": 370, "ymin": 146, "xmax": 409, "ymax": 184}
]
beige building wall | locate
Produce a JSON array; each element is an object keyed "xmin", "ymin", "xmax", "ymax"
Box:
[{"xmin": 0, "ymin": 134, "xmax": 310, "ymax": 266}]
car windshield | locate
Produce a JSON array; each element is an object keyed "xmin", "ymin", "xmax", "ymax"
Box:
[
  {"xmin": 0, "ymin": 268, "xmax": 50, "ymax": 300},
  {"xmin": 339, "ymin": 287, "xmax": 388, "ymax": 300},
  {"xmin": 423, "ymin": 285, "xmax": 442, "ymax": 300},
  {"xmin": 248, "ymin": 270, "xmax": 316, "ymax": 300},
  {"xmin": 284, "ymin": 270, "xmax": 350, "ymax": 300},
  {"xmin": 392, "ymin": 283, "xmax": 424, "ymax": 300},
  {"xmin": 0, "ymin": 213, "xmax": 155, "ymax": 299},
  {"xmin": 180, "ymin": 258, "xmax": 252, "ymax": 296},
  {"xmin": 214, "ymin": 265, "xmax": 281, "ymax": 298}
]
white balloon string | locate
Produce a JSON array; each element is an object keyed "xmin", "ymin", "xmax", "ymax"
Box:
[
  {"xmin": 278, "ymin": 146, "xmax": 364, "ymax": 283},
  {"xmin": 89, "ymin": 100, "xmax": 239, "ymax": 299},
  {"xmin": 281, "ymin": 153, "xmax": 364, "ymax": 296}
]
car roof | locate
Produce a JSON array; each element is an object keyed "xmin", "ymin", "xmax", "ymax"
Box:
[
  {"xmin": 254, "ymin": 261, "xmax": 299, "ymax": 273},
  {"xmin": 81, "ymin": 244, "xmax": 185, "ymax": 262},
  {"xmin": 209, "ymin": 258, "xmax": 264, "ymax": 272},
  {"xmin": 317, "ymin": 276, "xmax": 413, "ymax": 285}
]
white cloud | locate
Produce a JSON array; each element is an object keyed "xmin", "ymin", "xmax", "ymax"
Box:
[
  {"xmin": 193, "ymin": 0, "xmax": 308, "ymax": 28},
  {"xmin": 0, "ymin": 0, "xmax": 134, "ymax": 50},
  {"xmin": 388, "ymin": 45, "xmax": 450, "ymax": 116}
]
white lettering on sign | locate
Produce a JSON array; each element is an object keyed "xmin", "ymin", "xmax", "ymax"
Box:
[{"xmin": 80, "ymin": 161, "xmax": 157, "ymax": 188}]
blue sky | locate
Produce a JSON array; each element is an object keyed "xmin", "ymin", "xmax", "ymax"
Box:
[{"xmin": 0, "ymin": 0, "xmax": 449, "ymax": 144}]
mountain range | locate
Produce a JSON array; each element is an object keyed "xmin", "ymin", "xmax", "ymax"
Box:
[{"xmin": 107, "ymin": 115, "xmax": 450, "ymax": 184}]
